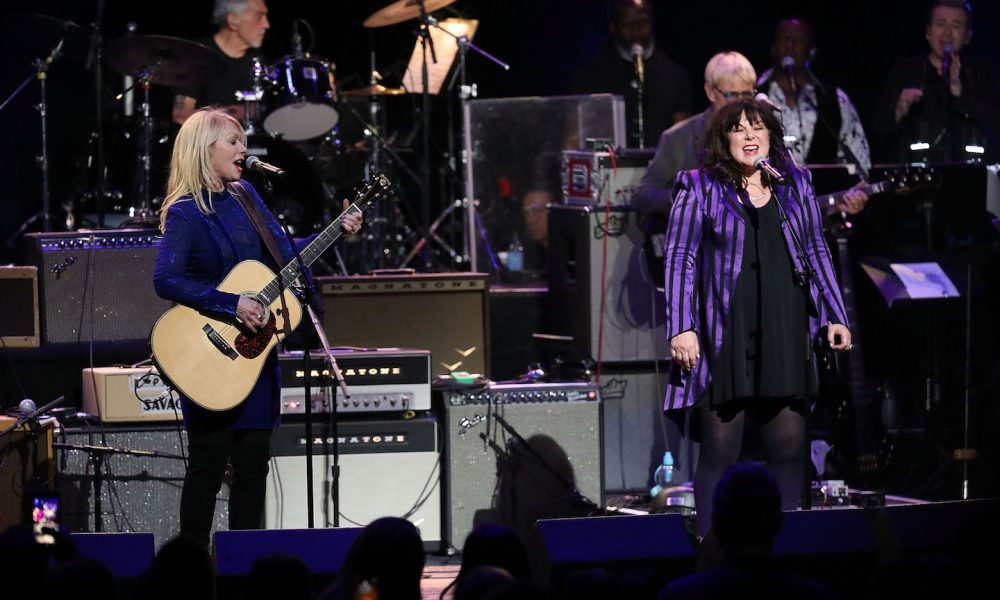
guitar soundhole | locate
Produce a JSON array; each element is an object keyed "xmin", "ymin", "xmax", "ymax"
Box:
[{"xmin": 234, "ymin": 313, "xmax": 277, "ymax": 358}]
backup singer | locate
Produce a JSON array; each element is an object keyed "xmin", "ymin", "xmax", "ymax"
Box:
[
  {"xmin": 661, "ymin": 98, "xmax": 851, "ymax": 536},
  {"xmin": 153, "ymin": 109, "xmax": 361, "ymax": 544}
]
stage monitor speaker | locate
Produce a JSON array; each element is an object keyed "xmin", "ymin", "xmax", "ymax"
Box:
[
  {"xmin": 773, "ymin": 508, "xmax": 878, "ymax": 597},
  {"xmin": 73, "ymin": 532, "xmax": 155, "ymax": 578},
  {"xmin": 0, "ymin": 266, "xmax": 40, "ymax": 347},
  {"xmin": 24, "ymin": 230, "xmax": 171, "ymax": 344},
  {"xmin": 57, "ymin": 426, "xmax": 228, "ymax": 544},
  {"xmin": 214, "ymin": 527, "xmax": 362, "ymax": 576},
  {"xmin": 264, "ymin": 417, "xmax": 442, "ymax": 546},
  {"xmin": 529, "ymin": 513, "xmax": 694, "ymax": 588},
  {"xmin": 876, "ymin": 498, "xmax": 1000, "ymax": 554},
  {"xmin": 317, "ymin": 273, "xmax": 489, "ymax": 377},
  {"xmin": 599, "ymin": 363, "xmax": 698, "ymax": 493},
  {"xmin": 441, "ymin": 382, "xmax": 603, "ymax": 549},
  {"xmin": 547, "ymin": 205, "xmax": 668, "ymax": 363}
]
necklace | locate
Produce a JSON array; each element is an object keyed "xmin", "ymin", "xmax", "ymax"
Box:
[{"xmin": 744, "ymin": 179, "xmax": 767, "ymax": 201}]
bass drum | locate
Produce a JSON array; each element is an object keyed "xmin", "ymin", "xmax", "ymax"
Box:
[{"xmin": 243, "ymin": 134, "xmax": 329, "ymax": 236}]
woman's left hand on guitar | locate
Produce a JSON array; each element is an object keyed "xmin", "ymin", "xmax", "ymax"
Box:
[
  {"xmin": 837, "ymin": 183, "xmax": 869, "ymax": 216},
  {"xmin": 341, "ymin": 199, "xmax": 363, "ymax": 235}
]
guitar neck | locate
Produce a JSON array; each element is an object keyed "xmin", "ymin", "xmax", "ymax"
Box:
[
  {"xmin": 256, "ymin": 174, "xmax": 388, "ymax": 304},
  {"xmin": 820, "ymin": 180, "xmax": 889, "ymax": 216}
]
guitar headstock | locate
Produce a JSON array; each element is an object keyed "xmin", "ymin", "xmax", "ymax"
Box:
[
  {"xmin": 886, "ymin": 164, "xmax": 942, "ymax": 195},
  {"xmin": 350, "ymin": 173, "xmax": 394, "ymax": 212}
]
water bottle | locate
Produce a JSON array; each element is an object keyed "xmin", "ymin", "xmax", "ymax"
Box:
[
  {"xmin": 650, "ymin": 451, "xmax": 674, "ymax": 497},
  {"xmin": 507, "ymin": 232, "xmax": 524, "ymax": 272}
]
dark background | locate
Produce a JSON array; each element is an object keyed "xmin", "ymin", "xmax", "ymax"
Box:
[{"xmin": 1, "ymin": 0, "xmax": 999, "ymax": 261}]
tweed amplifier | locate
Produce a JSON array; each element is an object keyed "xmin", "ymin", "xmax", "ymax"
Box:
[
  {"xmin": 81, "ymin": 367, "xmax": 181, "ymax": 423},
  {"xmin": 278, "ymin": 348, "xmax": 431, "ymax": 414}
]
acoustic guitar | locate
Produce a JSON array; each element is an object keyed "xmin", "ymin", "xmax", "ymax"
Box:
[{"xmin": 150, "ymin": 174, "xmax": 392, "ymax": 411}]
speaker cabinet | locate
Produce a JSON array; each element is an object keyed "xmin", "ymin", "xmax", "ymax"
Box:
[
  {"xmin": 441, "ymin": 383, "xmax": 603, "ymax": 548},
  {"xmin": 264, "ymin": 417, "xmax": 442, "ymax": 546},
  {"xmin": 530, "ymin": 514, "xmax": 694, "ymax": 588},
  {"xmin": 599, "ymin": 363, "xmax": 699, "ymax": 492},
  {"xmin": 24, "ymin": 230, "xmax": 171, "ymax": 344},
  {"xmin": 73, "ymin": 532, "xmax": 155, "ymax": 578},
  {"xmin": 317, "ymin": 273, "xmax": 489, "ymax": 377},
  {"xmin": 0, "ymin": 266, "xmax": 39, "ymax": 347},
  {"xmin": 547, "ymin": 205, "xmax": 668, "ymax": 363},
  {"xmin": 57, "ymin": 426, "xmax": 228, "ymax": 544}
]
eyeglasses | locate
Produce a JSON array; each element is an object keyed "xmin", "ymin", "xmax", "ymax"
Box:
[{"xmin": 715, "ymin": 88, "xmax": 757, "ymax": 101}]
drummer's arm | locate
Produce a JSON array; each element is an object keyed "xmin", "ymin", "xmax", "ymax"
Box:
[{"xmin": 173, "ymin": 95, "xmax": 197, "ymax": 125}]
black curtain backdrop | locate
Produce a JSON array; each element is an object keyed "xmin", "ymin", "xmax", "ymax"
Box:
[{"xmin": 1, "ymin": 0, "xmax": 998, "ymax": 262}]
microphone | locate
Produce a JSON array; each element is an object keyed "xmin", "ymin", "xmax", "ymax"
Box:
[
  {"xmin": 291, "ymin": 20, "xmax": 304, "ymax": 59},
  {"xmin": 941, "ymin": 42, "xmax": 953, "ymax": 77},
  {"xmin": 631, "ymin": 44, "xmax": 645, "ymax": 85},
  {"xmin": 753, "ymin": 156, "xmax": 785, "ymax": 183},
  {"xmin": 18, "ymin": 399, "xmax": 37, "ymax": 415},
  {"xmin": 781, "ymin": 56, "xmax": 797, "ymax": 95},
  {"xmin": 245, "ymin": 155, "xmax": 286, "ymax": 177}
]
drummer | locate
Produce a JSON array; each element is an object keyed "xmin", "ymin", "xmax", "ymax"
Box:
[{"xmin": 172, "ymin": 0, "xmax": 270, "ymax": 125}]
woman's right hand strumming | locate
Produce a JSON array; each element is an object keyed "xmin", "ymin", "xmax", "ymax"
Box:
[{"xmin": 671, "ymin": 331, "xmax": 700, "ymax": 371}]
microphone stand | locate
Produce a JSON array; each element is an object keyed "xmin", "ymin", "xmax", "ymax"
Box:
[
  {"xmin": 274, "ymin": 214, "xmax": 351, "ymax": 528},
  {"xmin": 53, "ymin": 442, "xmax": 183, "ymax": 532},
  {"xmin": 0, "ymin": 396, "xmax": 65, "ymax": 439},
  {"xmin": 768, "ymin": 174, "xmax": 823, "ymax": 510},
  {"xmin": 415, "ymin": 0, "xmax": 436, "ymax": 243}
]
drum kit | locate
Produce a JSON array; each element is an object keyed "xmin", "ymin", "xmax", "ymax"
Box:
[{"xmin": 6, "ymin": 0, "xmax": 506, "ymax": 273}]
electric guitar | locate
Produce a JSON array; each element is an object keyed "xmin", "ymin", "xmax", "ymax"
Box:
[
  {"xmin": 150, "ymin": 174, "xmax": 392, "ymax": 411},
  {"xmin": 643, "ymin": 166, "xmax": 941, "ymax": 291}
]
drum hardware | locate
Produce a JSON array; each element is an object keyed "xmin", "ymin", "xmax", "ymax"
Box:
[
  {"xmin": 263, "ymin": 54, "xmax": 340, "ymax": 141},
  {"xmin": 4, "ymin": 13, "xmax": 95, "ymax": 237},
  {"xmin": 104, "ymin": 34, "xmax": 225, "ymax": 220},
  {"xmin": 235, "ymin": 57, "xmax": 267, "ymax": 135},
  {"xmin": 0, "ymin": 37, "xmax": 66, "ymax": 246}
]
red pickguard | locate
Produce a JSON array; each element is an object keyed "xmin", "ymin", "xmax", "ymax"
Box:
[{"xmin": 234, "ymin": 310, "xmax": 277, "ymax": 358}]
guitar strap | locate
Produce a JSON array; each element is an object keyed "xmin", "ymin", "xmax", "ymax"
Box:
[{"xmin": 229, "ymin": 181, "xmax": 292, "ymax": 336}]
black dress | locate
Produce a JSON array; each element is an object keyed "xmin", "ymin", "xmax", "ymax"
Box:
[{"xmin": 707, "ymin": 196, "xmax": 812, "ymax": 406}]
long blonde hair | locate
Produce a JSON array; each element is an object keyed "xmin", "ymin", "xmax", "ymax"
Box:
[{"xmin": 159, "ymin": 108, "xmax": 246, "ymax": 231}]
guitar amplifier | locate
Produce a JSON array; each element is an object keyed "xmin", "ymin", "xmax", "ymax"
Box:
[
  {"xmin": 440, "ymin": 382, "xmax": 603, "ymax": 547},
  {"xmin": 278, "ymin": 348, "xmax": 431, "ymax": 414},
  {"xmin": 317, "ymin": 273, "xmax": 489, "ymax": 377},
  {"xmin": 23, "ymin": 229, "xmax": 171, "ymax": 344},
  {"xmin": 561, "ymin": 149, "xmax": 653, "ymax": 207},
  {"xmin": 81, "ymin": 367, "xmax": 181, "ymax": 423},
  {"xmin": 0, "ymin": 266, "xmax": 40, "ymax": 348}
]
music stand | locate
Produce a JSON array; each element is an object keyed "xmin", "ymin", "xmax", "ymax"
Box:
[{"xmin": 860, "ymin": 258, "xmax": 978, "ymax": 499}]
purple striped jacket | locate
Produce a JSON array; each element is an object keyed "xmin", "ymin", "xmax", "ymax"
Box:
[{"xmin": 662, "ymin": 167, "xmax": 849, "ymax": 410}]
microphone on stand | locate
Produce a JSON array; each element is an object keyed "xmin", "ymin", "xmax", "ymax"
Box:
[
  {"xmin": 753, "ymin": 156, "xmax": 785, "ymax": 183},
  {"xmin": 630, "ymin": 44, "xmax": 645, "ymax": 85},
  {"xmin": 245, "ymin": 155, "xmax": 286, "ymax": 177},
  {"xmin": 292, "ymin": 20, "xmax": 304, "ymax": 58},
  {"xmin": 781, "ymin": 56, "xmax": 797, "ymax": 96}
]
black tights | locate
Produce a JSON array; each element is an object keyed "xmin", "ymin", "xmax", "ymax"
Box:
[
  {"xmin": 694, "ymin": 400, "xmax": 806, "ymax": 536},
  {"xmin": 180, "ymin": 428, "xmax": 272, "ymax": 546}
]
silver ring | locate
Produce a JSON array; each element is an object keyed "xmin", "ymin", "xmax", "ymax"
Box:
[{"xmin": 257, "ymin": 313, "xmax": 264, "ymax": 319}]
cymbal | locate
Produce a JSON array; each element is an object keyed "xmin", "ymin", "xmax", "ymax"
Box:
[
  {"xmin": 340, "ymin": 84, "xmax": 407, "ymax": 97},
  {"xmin": 104, "ymin": 34, "xmax": 226, "ymax": 88},
  {"xmin": 9, "ymin": 13, "xmax": 91, "ymax": 38},
  {"xmin": 6, "ymin": 13, "xmax": 93, "ymax": 60},
  {"xmin": 363, "ymin": 0, "xmax": 457, "ymax": 28}
]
